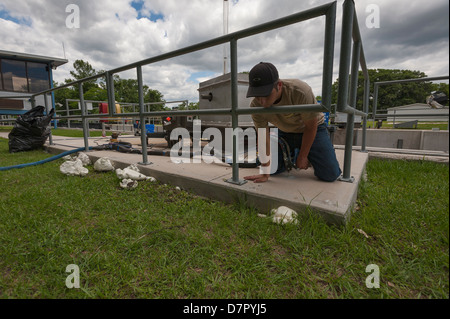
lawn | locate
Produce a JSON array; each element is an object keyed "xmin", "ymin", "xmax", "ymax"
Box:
[
  {"xmin": 0, "ymin": 126, "xmax": 112, "ymax": 137},
  {"xmin": 377, "ymin": 122, "xmax": 449, "ymax": 130},
  {"xmin": 50, "ymin": 128, "xmax": 113, "ymax": 137},
  {"xmin": 0, "ymin": 137, "xmax": 448, "ymax": 299}
]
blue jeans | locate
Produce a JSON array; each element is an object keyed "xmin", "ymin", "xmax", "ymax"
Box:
[{"xmin": 274, "ymin": 124, "xmax": 341, "ymax": 182}]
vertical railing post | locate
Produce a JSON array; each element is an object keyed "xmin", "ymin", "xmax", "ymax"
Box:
[
  {"xmin": 336, "ymin": 0, "xmax": 354, "ymax": 115},
  {"xmin": 44, "ymin": 93, "xmax": 53, "ymax": 145},
  {"xmin": 79, "ymin": 83, "xmax": 90, "ymax": 152},
  {"xmin": 48, "ymin": 62, "xmax": 57, "ymax": 129},
  {"xmin": 321, "ymin": 1, "xmax": 336, "ymax": 112},
  {"xmin": 372, "ymin": 83, "xmax": 379, "ymax": 128},
  {"xmin": 106, "ymin": 71, "xmax": 116, "ymax": 118},
  {"xmin": 337, "ymin": 0, "xmax": 356, "ymax": 183},
  {"xmin": 137, "ymin": 65, "xmax": 151, "ymax": 165},
  {"xmin": 65, "ymin": 99, "xmax": 71, "ymax": 128},
  {"xmin": 341, "ymin": 39, "xmax": 361, "ymax": 182},
  {"xmin": 361, "ymin": 78, "xmax": 370, "ymax": 152},
  {"xmin": 226, "ymin": 38, "xmax": 246, "ymax": 185}
]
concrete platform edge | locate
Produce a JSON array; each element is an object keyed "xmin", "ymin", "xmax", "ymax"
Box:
[{"xmin": 45, "ymin": 144, "xmax": 362, "ymax": 225}]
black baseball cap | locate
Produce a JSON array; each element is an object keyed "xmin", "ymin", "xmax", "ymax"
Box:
[{"xmin": 246, "ymin": 62, "xmax": 279, "ymax": 98}]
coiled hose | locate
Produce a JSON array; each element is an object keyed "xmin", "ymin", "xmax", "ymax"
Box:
[{"xmin": 0, "ymin": 147, "xmax": 91, "ymax": 171}]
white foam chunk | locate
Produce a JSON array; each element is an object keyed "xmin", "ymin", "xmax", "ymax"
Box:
[{"xmin": 60, "ymin": 159, "xmax": 89, "ymax": 177}]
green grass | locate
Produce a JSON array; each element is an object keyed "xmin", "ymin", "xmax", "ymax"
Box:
[
  {"xmin": 0, "ymin": 126, "xmax": 112, "ymax": 137},
  {"xmin": 50, "ymin": 128, "xmax": 113, "ymax": 138},
  {"xmin": 373, "ymin": 122, "xmax": 449, "ymax": 130},
  {"xmin": 0, "ymin": 137, "xmax": 448, "ymax": 299}
]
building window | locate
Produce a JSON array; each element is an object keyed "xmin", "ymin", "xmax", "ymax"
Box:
[
  {"xmin": 0, "ymin": 59, "xmax": 50, "ymax": 93},
  {"xmin": 27, "ymin": 62, "xmax": 50, "ymax": 92},
  {"xmin": 1, "ymin": 59, "xmax": 28, "ymax": 92}
]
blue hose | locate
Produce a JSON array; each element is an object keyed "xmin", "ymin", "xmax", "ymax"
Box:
[{"xmin": 0, "ymin": 147, "xmax": 92, "ymax": 171}]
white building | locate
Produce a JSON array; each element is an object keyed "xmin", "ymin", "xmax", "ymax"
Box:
[
  {"xmin": 0, "ymin": 50, "xmax": 67, "ymax": 117},
  {"xmin": 387, "ymin": 103, "xmax": 449, "ymax": 122}
]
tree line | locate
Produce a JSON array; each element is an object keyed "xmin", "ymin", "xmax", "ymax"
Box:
[
  {"xmin": 53, "ymin": 59, "xmax": 168, "ymax": 113},
  {"xmin": 330, "ymin": 69, "xmax": 449, "ymax": 113}
]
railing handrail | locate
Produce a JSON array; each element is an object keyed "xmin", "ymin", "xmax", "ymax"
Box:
[
  {"xmin": 25, "ymin": 0, "xmax": 376, "ymax": 186},
  {"xmin": 372, "ymin": 75, "xmax": 450, "ymax": 127},
  {"xmin": 374, "ymin": 76, "xmax": 449, "ymax": 86},
  {"xmin": 30, "ymin": 1, "xmax": 336, "ymax": 100},
  {"xmin": 335, "ymin": 0, "xmax": 370, "ymax": 181},
  {"xmin": 29, "ymin": 2, "xmax": 339, "ymax": 123}
]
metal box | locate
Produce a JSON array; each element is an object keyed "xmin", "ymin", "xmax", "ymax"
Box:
[{"xmin": 198, "ymin": 72, "xmax": 254, "ymax": 128}]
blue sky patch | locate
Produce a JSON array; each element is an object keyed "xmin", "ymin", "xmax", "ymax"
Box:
[
  {"xmin": 0, "ymin": 9, "xmax": 32, "ymax": 26},
  {"xmin": 130, "ymin": 0, "xmax": 144, "ymax": 11},
  {"xmin": 188, "ymin": 71, "xmax": 219, "ymax": 83},
  {"xmin": 131, "ymin": 0, "xmax": 164, "ymax": 22},
  {"xmin": 148, "ymin": 11, "xmax": 164, "ymax": 22}
]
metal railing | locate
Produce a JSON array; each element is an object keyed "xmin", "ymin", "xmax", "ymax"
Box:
[
  {"xmin": 335, "ymin": 0, "xmax": 369, "ymax": 182},
  {"xmin": 372, "ymin": 76, "xmax": 450, "ymax": 128},
  {"xmin": 57, "ymin": 98, "xmax": 188, "ymax": 128},
  {"xmin": 28, "ymin": 0, "xmax": 370, "ymax": 185}
]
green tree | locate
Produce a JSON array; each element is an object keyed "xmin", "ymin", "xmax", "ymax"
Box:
[
  {"xmin": 84, "ymin": 86, "xmax": 108, "ymax": 103},
  {"xmin": 53, "ymin": 59, "xmax": 166, "ymax": 113},
  {"xmin": 69, "ymin": 59, "xmax": 97, "ymax": 80},
  {"xmin": 177, "ymin": 101, "xmax": 199, "ymax": 110},
  {"xmin": 52, "ymin": 80, "xmax": 77, "ymax": 111},
  {"xmin": 330, "ymin": 69, "xmax": 445, "ymax": 114},
  {"xmin": 114, "ymin": 77, "xmax": 141, "ymax": 104},
  {"xmin": 145, "ymin": 89, "xmax": 166, "ymax": 111},
  {"xmin": 112, "ymin": 77, "xmax": 167, "ymax": 110},
  {"xmin": 66, "ymin": 59, "xmax": 100, "ymax": 93}
]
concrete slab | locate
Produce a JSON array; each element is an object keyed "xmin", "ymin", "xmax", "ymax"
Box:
[
  {"xmin": 334, "ymin": 145, "xmax": 449, "ymax": 164},
  {"xmin": 0, "ymin": 132, "xmax": 368, "ymax": 225}
]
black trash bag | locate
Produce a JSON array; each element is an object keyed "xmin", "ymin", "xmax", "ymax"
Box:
[{"xmin": 8, "ymin": 106, "xmax": 55, "ymax": 153}]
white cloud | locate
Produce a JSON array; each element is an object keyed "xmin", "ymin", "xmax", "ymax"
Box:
[{"xmin": 1, "ymin": 0, "xmax": 448, "ymax": 103}]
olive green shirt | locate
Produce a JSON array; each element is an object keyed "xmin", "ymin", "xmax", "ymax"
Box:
[{"xmin": 250, "ymin": 79, "xmax": 324, "ymax": 133}]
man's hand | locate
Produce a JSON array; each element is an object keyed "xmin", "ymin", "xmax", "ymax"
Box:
[
  {"xmin": 244, "ymin": 174, "xmax": 270, "ymax": 183},
  {"xmin": 296, "ymin": 156, "xmax": 311, "ymax": 170}
]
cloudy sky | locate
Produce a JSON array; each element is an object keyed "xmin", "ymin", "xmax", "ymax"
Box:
[{"xmin": 0, "ymin": 0, "xmax": 448, "ymax": 104}]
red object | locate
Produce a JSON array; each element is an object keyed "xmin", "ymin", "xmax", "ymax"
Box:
[{"xmin": 99, "ymin": 103, "xmax": 108, "ymax": 122}]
